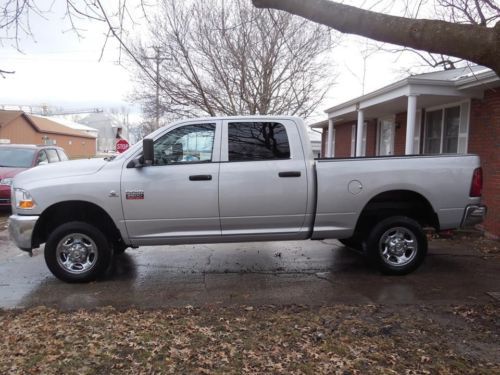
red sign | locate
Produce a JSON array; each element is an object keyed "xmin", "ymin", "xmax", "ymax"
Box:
[{"xmin": 116, "ymin": 139, "xmax": 130, "ymax": 153}]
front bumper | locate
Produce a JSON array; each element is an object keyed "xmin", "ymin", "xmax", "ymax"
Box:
[
  {"xmin": 461, "ymin": 205, "xmax": 487, "ymax": 228},
  {"xmin": 8, "ymin": 214, "xmax": 39, "ymax": 251}
]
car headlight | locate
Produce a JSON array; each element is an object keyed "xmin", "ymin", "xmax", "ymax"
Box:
[
  {"xmin": 0, "ymin": 178, "xmax": 13, "ymax": 186},
  {"xmin": 14, "ymin": 188, "xmax": 36, "ymax": 209}
]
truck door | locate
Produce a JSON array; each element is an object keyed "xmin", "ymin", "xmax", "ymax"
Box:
[
  {"xmin": 218, "ymin": 120, "xmax": 308, "ymax": 236},
  {"xmin": 121, "ymin": 121, "xmax": 221, "ymax": 243}
]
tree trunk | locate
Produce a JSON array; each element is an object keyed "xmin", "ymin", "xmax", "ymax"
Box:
[{"xmin": 252, "ymin": 0, "xmax": 500, "ymax": 77}]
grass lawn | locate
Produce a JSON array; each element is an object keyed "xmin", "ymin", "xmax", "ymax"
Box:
[{"xmin": 0, "ymin": 304, "xmax": 498, "ymax": 374}]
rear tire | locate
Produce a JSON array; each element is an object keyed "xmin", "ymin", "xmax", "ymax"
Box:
[
  {"xmin": 365, "ymin": 216, "xmax": 427, "ymax": 275},
  {"xmin": 44, "ymin": 221, "xmax": 112, "ymax": 283}
]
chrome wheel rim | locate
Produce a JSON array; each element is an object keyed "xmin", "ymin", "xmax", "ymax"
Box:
[
  {"xmin": 379, "ymin": 227, "xmax": 418, "ymax": 267},
  {"xmin": 56, "ymin": 233, "xmax": 98, "ymax": 274}
]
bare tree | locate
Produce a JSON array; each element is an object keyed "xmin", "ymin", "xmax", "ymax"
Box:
[
  {"xmin": 251, "ymin": 0, "xmax": 500, "ymax": 76},
  {"xmin": 131, "ymin": 0, "xmax": 337, "ymax": 124},
  {"xmin": 0, "ymin": 1, "xmax": 150, "ymax": 76}
]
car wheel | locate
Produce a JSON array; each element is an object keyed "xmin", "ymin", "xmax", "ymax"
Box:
[
  {"xmin": 366, "ymin": 216, "xmax": 427, "ymax": 275},
  {"xmin": 44, "ymin": 221, "xmax": 112, "ymax": 283}
]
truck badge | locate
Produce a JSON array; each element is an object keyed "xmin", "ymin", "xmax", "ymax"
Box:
[{"xmin": 126, "ymin": 190, "xmax": 145, "ymax": 200}]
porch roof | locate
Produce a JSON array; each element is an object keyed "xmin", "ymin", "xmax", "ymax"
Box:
[{"xmin": 319, "ymin": 66, "xmax": 499, "ymax": 126}]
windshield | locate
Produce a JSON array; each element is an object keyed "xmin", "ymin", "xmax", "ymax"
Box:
[{"xmin": 0, "ymin": 148, "xmax": 36, "ymax": 168}]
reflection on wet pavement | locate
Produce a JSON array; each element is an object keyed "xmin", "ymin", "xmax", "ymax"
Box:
[{"xmin": 0, "ymin": 233, "xmax": 499, "ymax": 310}]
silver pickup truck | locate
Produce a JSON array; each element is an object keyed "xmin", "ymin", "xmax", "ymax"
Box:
[{"xmin": 9, "ymin": 116, "xmax": 486, "ymax": 282}]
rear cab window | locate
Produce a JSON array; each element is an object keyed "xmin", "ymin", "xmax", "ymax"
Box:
[
  {"xmin": 228, "ymin": 122, "xmax": 290, "ymax": 162},
  {"xmin": 57, "ymin": 149, "xmax": 69, "ymax": 161}
]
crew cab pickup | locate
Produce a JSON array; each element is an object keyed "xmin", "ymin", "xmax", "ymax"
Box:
[{"xmin": 9, "ymin": 116, "xmax": 486, "ymax": 282}]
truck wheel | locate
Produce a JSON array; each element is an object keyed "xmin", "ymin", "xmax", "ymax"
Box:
[
  {"xmin": 366, "ymin": 216, "xmax": 427, "ymax": 275},
  {"xmin": 44, "ymin": 221, "xmax": 112, "ymax": 283}
]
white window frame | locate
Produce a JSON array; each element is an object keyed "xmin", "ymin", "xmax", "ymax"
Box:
[{"xmin": 423, "ymin": 99, "xmax": 470, "ymax": 154}]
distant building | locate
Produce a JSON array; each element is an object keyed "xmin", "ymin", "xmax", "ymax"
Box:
[
  {"xmin": 78, "ymin": 112, "xmax": 128, "ymax": 152},
  {"xmin": 0, "ymin": 110, "xmax": 96, "ymax": 158},
  {"xmin": 48, "ymin": 116, "xmax": 99, "ymax": 139}
]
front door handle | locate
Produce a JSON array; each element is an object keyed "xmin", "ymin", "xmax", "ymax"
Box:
[
  {"xmin": 189, "ymin": 175, "xmax": 212, "ymax": 181},
  {"xmin": 279, "ymin": 171, "xmax": 301, "ymax": 178}
]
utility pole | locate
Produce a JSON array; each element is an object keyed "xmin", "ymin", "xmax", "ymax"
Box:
[{"xmin": 145, "ymin": 46, "xmax": 168, "ymax": 130}]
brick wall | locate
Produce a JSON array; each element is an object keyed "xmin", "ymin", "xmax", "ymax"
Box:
[
  {"xmin": 469, "ymin": 89, "xmax": 500, "ymax": 237},
  {"xmin": 334, "ymin": 122, "xmax": 355, "ymax": 157}
]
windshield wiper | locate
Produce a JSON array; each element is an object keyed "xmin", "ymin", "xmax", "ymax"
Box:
[{"xmin": 104, "ymin": 156, "xmax": 117, "ymax": 161}]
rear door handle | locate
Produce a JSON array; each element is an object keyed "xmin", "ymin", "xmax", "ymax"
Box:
[
  {"xmin": 279, "ymin": 171, "xmax": 301, "ymax": 178},
  {"xmin": 189, "ymin": 175, "xmax": 212, "ymax": 181}
]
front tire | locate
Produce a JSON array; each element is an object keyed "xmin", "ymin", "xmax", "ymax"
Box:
[
  {"xmin": 365, "ymin": 216, "xmax": 427, "ymax": 275},
  {"xmin": 44, "ymin": 221, "xmax": 112, "ymax": 283},
  {"xmin": 338, "ymin": 238, "xmax": 364, "ymax": 252}
]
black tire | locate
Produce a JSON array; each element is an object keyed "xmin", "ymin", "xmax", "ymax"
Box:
[
  {"xmin": 113, "ymin": 242, "xmax": 128, "ymax": 255},
  {"xmin": 365, "ymin": 216, "xmax": 427, "ymax": 275},
  {"xmin": 338, "ymin": 238, "xmax": 364, "ymax": 252},
  {"xmin": 44, "ymin": 221, "xmax": 112, "ymax": 283}
]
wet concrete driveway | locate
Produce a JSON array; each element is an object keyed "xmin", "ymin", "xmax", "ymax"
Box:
[{"xmin": 1, "ymin": 218, "xmax": 499, "ymax": 310}]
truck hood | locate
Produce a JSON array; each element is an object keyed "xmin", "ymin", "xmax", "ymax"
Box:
[{"xmin": 14, "ymin": 158, "xmax": 108, "ymax": 186}]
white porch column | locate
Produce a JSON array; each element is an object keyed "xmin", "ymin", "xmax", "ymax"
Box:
[
  {"xmin": 327, "ymin": 118, "xmax": 334, "ymax": 157},
  {"xmin": 356, "ymin": 110, "xmax": 364, "ymax": 157},
  {"xmin": 405, "ymin": 95, "xmax": 418, "ymax": 155}
]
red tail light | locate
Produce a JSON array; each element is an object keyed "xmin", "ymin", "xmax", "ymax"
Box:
[{"xmin": 470, "ymin": 167, "xmax": 483, "ymax": 197}]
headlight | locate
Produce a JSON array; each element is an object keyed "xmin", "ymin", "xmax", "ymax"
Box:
[
  {"xmin": 14, "ymin": 188, "xmax": 36, "ymax": 209},
  {"xmin": 0, "ymin": 178, "xmax": 13, "ymax": 186}
]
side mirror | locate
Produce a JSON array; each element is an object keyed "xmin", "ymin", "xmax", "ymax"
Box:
[
  {"xmin": 143, "ymin": 138, "xmax": 154, "ymax": 166},
  {"xmin": 126, "ymin": 138, "xmax": 155, "ymax": 169}
]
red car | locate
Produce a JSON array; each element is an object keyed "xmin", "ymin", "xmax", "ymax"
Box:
[{"xmin": 0, "ymin": 144, "xmax": 69, "ymax": 208}]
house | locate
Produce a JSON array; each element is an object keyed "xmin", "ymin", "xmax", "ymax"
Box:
[
  {"xmin": 0, "ymin": 110, "xmax": 97, "ymax": 158},
  {"xmin": 311, "ymin": 66, "xmax": 499, "ymax": 238}
]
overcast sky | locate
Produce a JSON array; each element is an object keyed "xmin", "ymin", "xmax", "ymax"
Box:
[{"xmin": 0, "ymin": 1, "xmax": 429, "ymax": 123}]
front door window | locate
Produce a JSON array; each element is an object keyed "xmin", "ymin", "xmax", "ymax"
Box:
[{"xmin": 153, "ymin": 123, "xmax": 216, "ymax": 165}]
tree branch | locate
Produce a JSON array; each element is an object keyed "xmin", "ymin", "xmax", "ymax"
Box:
[{"xmin": 252, "ymin": 0, "xmax": 500, "ymax": 76}]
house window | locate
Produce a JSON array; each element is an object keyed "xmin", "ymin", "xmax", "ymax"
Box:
[
  {"xmin": 377, "ymin": 116, "xmax": 395, "ymax": 156},
  {"xmin": 424, "ymin": 102, "xmax": 469, "ymax": 154}
]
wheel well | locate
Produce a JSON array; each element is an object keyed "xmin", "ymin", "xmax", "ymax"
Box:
[
  {"xmin": 32, "ymin": 201, "xmax": 123, "ymax": 249},
  {"xmin": 354, "ymin": 190, "xmax": 439, "ymax": 236}
]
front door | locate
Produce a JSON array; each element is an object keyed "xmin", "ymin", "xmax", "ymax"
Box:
[{"xmin": 121, "ymin": 121, "xmax": 221, "ymax": 243}]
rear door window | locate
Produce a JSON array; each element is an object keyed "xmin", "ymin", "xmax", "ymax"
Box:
[
  {"xmin": 228, "ymin": 122, "xmax": 290, "ymax": 161},
  {"xmin": 46, "ymin": 149, "xmax": 60, "ymax": 163}
]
